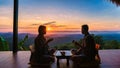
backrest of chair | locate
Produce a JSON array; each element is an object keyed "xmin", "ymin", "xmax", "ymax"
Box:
[
  {"xmin": 29, "ymin": 45, "xmax": 35, "ymax": 52},
  {"xmin": 96, "ymin": 44, "xmax": 100, "ymax": 50}
]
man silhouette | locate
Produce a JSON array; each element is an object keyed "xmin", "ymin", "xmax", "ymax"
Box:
[{"xmin": 72, "ymin": 24, "xmax": 96, "ymax": 61}]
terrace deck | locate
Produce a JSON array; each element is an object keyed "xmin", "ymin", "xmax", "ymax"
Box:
[{"xmin": 0, "ymin": 50, "xmax": 120, "ymax": 68}]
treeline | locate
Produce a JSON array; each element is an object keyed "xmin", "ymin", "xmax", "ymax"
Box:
[
  {"xmin": 54, "ymin": 35, "xmax": 120, "ymax": 50},
  {"xmin": 0, "ymin": 35, "xmax": 120, "ymax": 51}
]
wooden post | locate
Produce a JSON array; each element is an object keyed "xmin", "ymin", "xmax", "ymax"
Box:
[{"xmin": 13, "ymin": 0, "xmax": 19, "ymax": 53}]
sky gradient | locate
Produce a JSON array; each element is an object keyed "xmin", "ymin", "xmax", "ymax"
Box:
[{"xmin": 0, "ymin": 0, "xmax": 120, "ymax": 34}]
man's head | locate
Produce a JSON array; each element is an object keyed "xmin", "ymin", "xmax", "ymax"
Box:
[
  {"xmin": 81, "ymin": 24, "xmax": 89, "ymax": 34},
  {"xmin": 38, "ymin": 25, "xmax": 46, "ymax": 35}
]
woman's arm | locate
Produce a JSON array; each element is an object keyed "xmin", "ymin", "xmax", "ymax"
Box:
[{"xmin": 44, "ymin": 38, "xmax": 54, "ymax": 46}]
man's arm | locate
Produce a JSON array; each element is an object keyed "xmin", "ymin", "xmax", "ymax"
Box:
[{"xmin": 72, "ymin": 40, "xmax": 83, "ymax": 48}]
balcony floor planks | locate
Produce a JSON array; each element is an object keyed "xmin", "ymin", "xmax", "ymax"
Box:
[{"xmin": 0, "ymin": 50, "xmax": 120, "ymax": 68}]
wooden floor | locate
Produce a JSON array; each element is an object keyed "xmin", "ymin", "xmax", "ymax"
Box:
[{"xmin": 0, "ymin": 50, "xmax": 120, "ymax": 68}]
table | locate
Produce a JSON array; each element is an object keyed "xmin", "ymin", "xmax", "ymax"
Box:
[{"xmin": 55, "ymin": 50, "xmax": 72, "ymax": 66}]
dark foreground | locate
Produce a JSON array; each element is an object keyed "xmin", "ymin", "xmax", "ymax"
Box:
[{"xmin": 0, "ymin": 50, "xmax": 120, "ymax": 68}]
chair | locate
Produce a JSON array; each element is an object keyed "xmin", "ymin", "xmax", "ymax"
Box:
[{"xmin": 29, "ymin": 45, "xmax": 35, "ymax": 53}]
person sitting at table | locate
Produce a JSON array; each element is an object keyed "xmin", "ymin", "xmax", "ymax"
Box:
[
  {"xmin": 71, "ymin": 24, "xmax": 96, "ymax": 62},
  {"xmin": 29, "ymin": 25, "xmax": 56, "ymax": 64}
]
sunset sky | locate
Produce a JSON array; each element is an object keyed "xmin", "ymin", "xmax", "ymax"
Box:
[{"xmin": 0, "ymin": 0, "xmax": 120, "ymax": 34}]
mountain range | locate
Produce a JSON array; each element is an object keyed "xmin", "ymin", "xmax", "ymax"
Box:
[{"xmin": 0, "ymin": 31, "xmax": 120, "ymax": 50}]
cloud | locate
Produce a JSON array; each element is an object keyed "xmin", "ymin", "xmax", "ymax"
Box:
[
  {"xmin": 64, "ymin": 28, "xmax": 80, "ymax": 30},
  {"xmin": 19, "ymin": 27, "xmax": 36, "ymax": 29},
  {"xmin": 49, "ymin": 24, "xmax": 66, "ymax": 28},
  {"xmin": 31, "ymin": 24, "xmax": 40, "ymax": 26},
  {"xmin": 0, "ymin": 27, "xmax": 10, "ymax": 29},
  {"xmin": 0, "ymin": 6, "xmax": 13, "ymax": 16},
  {"xmin": 0, "ymin": 25, "xmax": 11, "ymax": 29},
  {"xmin": 30, "ymin": 21, "xmax": 56, "ymax": 26},
  {"xmin": 43, "ymin": 21, "xmax": 56, "ymax": 25},
  {"xmin": 49, "ymin": 31, "xmax": 80, "ymax": 32}
]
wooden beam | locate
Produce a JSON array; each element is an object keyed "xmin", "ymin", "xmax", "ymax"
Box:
[{"xmin": 13, "ymin": 0, "xmax": 19, "ymax": 53}]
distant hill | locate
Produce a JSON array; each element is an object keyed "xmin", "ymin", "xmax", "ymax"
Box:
[
  {"xmin": 0, "ymin": 31, "xmax": 120, "ymax": 50},
  {"xmin": 95, "ymin": 33, "xmax": 120, "ymax": 41}
]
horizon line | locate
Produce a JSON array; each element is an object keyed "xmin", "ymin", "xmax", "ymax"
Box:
[{"xmin": 1, "ymin": 30, "xmax": 120, "ymax": 34}]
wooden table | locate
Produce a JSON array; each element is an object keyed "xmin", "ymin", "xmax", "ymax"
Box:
[{"xmin": 55, "ymin": 50, "xmax": 72, "ymax": 66}]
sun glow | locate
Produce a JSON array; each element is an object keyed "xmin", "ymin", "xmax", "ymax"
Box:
[{"xmin": 47, "ymin": 27, "xmax": 52, "ymax": 31}]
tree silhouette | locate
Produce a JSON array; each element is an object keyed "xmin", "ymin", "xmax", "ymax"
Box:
[
  {"xmin": 110, "ymin": 0, "xmax": 120, "ymax": 6},
  {"xmin": 0, "ymin": 37, "xmax": 9, "ymax": 51},
  {"xmin": 18, "ymin": 34, "xmax": 29, "ymax": 50}
]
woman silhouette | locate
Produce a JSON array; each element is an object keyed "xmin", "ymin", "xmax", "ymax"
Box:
[{"xmin": 29, "ymin": 25, "xmax": 55, "ymax": 64}]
